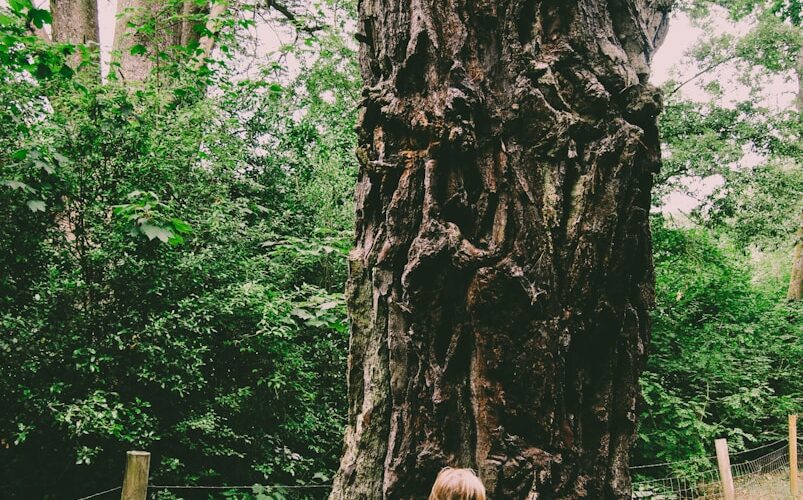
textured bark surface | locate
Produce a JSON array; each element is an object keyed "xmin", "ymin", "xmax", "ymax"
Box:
[
  {"xmin": 330, "ymin": 1, "xmax": 670, "ymax": 498},
  {"xmin": 787, "ymin": 44, "xmax": 802, "ymax": 302},
  {"xmin": 112, "ymin": 0, "xmax": 206, "ymax": 81},
  {"xmin": 49, "ymin": 0, "xmax": 99, "ymax": 71}
]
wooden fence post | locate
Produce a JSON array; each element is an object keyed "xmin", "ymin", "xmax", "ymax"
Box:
[
  {"xmin": 715, "ymin": 438, "xmax": 735, "ymax": 500},
  {"xmin": 121, "ymin": 450, "xmax": 150, "ymax": 500},
  {"xmin": 791, "ymin": 414, "xmax": 799, "ymax": 499}
]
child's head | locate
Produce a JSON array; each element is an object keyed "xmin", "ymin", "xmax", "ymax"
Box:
[{"xmin": 429, "ymin": 467, "xmax": 486, "ymax": 500}]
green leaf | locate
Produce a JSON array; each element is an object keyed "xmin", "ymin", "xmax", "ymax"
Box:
[
  {"xmin": 130, "ymin": 44, "xmax": 147, "ymax": 56},
  {"xmin": 33, "ymin": 159, "xmax": 54, "ymax": 174},
  {"xmin": 0, "ymin": 14, "xmax": 16, "ymax": 27},
  {"xmin": 26, "ymin": 200, "xmax": 46, "ymax": 212},
  {"xmin": 28, "ymin": 8, "xmax": 51, "ymax": 28},
  {"xmin": 8, "ymin": 0, "xmax": 33, "ymax": 14},
  {"xmin": 35, "ymin": 63, "xmax": 52, "ymax": 79},
  {"xmin": 170, "ymin": 218, "xmax": 192, "ymax": 234},
  {"xmin": 167, "ymin": 234, "xmax": 185, "ymax": 246},
  {"xmin": 58, "ymin": 64, "xmax": 75, "ymax": 79},
  {"xmin": 291, "ymin": 308, "xmax": 313, "ymax": 320},
  {"xmin": 2, "ymin": 180, "xmax": 33, "ymax": 192},
  {"xmin": 140, "ymin": 224, "xmax": 172, "ymax": 243},
  {"xmin": 52, "ymin": 152, "xmax": 69, "ymax": 165}
]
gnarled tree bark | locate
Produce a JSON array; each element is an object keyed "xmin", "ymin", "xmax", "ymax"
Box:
[{"xmin": 330, "ymin": 1, "xmax": 671, "ymax": 498}]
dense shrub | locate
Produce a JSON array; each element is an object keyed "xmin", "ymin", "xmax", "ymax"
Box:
[
  {"xmin": 0, "ymin": 10, "xmax": 359, "ymax": 495},
  {"xmin": 634, "ymin": 217, "xmax": 802, "ymax": 469}
]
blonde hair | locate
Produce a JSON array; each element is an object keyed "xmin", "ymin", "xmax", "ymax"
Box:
[{"xmin": 429, "ymin": 467, "xmax": 486, "ymax": 500}]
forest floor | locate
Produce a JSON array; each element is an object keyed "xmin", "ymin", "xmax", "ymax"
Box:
[
  {"xmin": 633, "ymin": 470, "xmax": 801, "ymax": 499},
  {"xmin": 731, "ymin": 470, "xmax": 801, "ymax": 499}
]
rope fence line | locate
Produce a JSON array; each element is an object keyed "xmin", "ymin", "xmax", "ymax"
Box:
[
  {"xmin": 630, "ymin": 456, "xmax": 719, "ymax": 471},
  {"xmin": 632, "ymin": 430, "xmax": 800, "ymax": 499},
  {"xmin": 75, "ymin": 483, "xmax": 332, "ymax": 500},
  {"xmin": 75, "ymin": 486, "xmax": 122, "ymax": 500},
  {"xmin": 75, "ymin": 416, "xmax": 802, "ymax": 500},
  {"xmin": 630, "ymin": 438, "xmax": 788, "ymax": 471},
  {"xmin": 148, "ymin": 484, "xmax": 332, "ymax": 490},
  {"xmin": 729, "ymin": 438, "xmax": 787, "ymax": 457}
]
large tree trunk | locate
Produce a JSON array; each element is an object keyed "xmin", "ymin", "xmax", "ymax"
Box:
[
  {"xmin": 112, "ymin": 0, "xmax": 206, "ymax": 82},
  {"xmin": 330, "ymin": 1, "xmax": 670, "ymax": 498},
  {"xmin": 49, "ymin": 0, "xmax": 99, "ymax": 73},
  {"xmin": 787, "ymin": 44, "xmax": 803, "ymax": 301}
]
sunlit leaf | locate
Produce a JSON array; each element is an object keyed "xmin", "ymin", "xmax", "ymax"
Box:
[
  {"xmin": 26, "ymin": 200, "xmax": 45, "ymax": 212},
  {"xmin": 140, "ymin": 224, "xmax": 172, "ymax": 243}
]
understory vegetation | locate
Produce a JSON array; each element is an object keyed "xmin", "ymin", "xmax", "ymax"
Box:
[{"xmin": 0, "ymin": 0, "xmax": 800, "ymax": 497}]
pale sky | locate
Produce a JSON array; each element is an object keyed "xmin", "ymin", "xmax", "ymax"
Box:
[
  {"xmin": 652, "ymin": 12, "xmax": 699, "ymax": 86},
  {"xmin": 51, "ymin": 3, "xmax": 798, "ymax": 112},
  {"xmin": 651, "ymin": 8, "xmax": 795, "ymax": 107},
  {"xmin": 22, "ymin": 2, "xmax": 798, "ymax": 108},
  {"xmin": 22, "ymin": 3, "xmax": 797, "ymax": 214},
  {"xmin": 649, "ymin": 9, "xmax": 795, "ymax": 214}
]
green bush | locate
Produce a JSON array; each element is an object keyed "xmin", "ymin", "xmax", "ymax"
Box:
[
  {"xmin": 0, "ymin": 7, "xmax": 359, "ymax": 495},
  {"xmin": 634, "ymin": 217, "xmax": 802, "ymax": 471}
]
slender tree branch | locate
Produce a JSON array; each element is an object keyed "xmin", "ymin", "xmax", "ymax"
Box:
[
  {"xmin": 667, "ymin": 54, "xmax": 738, "ymax": 96},
  {"xmin": 267, "ymin": 0, "xmax": 324, "ymax": 33}
]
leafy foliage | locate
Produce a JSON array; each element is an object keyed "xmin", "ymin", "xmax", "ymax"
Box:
[
  {"xmin": 642, "ymin": 0, "xmax": 802, "ymax": 469},
  {"xmin": 0, "ymin": 2, "xmax": 359, "ymax": 498},
  {"xmin": 635, "ymin": 218, "xmax": 802, "ymax": 469}
]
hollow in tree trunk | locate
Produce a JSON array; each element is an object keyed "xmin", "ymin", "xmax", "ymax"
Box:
[{"xmin": 330, "ymin": 1, "xmax": 671, "ymax": 498}]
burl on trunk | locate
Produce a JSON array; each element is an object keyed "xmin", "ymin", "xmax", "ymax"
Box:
[{"xmin": 331, "ymin": 1, "xmax": 671, "ymax": 498}]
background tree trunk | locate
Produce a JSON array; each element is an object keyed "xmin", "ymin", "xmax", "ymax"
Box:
[
  {"xmin": 787, "ymin": 43, "xmax": 803, "ymax": 301},
  {"xmin": 330, "ymin": 1, "xmax": 670, "ymax": 498},
  {"xmin": 789, "ymin": 222, "xmax": 803, "ymax": 300},
  {"xmin": 49, "ymin": 0, "xmax": 99, "ymax": 73},
  {"xmin": 196, "ymin": 1, "xmax": 227, "ymax": 65},
  {"xmin": 112, "ymin": 0, "xmax": 206, "ymax": 82}
]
